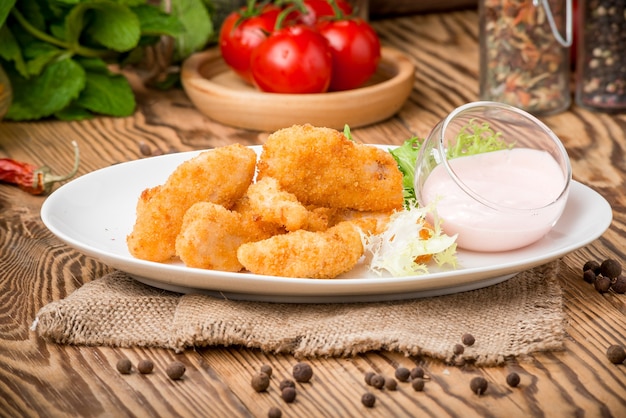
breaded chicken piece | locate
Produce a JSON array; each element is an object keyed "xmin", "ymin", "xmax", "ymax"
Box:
[
  {"xmin": 237, "ymin": 221, "xmax": 365, "ymax": 279},
  {"xmin": 257, "ymin": 124, "xmax": 404, "ymax": 212},
  {"xmin": 240, "ymin": 176, "xmax": 330, "ymax": 232},
  {"xmin": 127, "ymin": 144, "xmax": 256, "ymax": 262},
  {"xmin": 326, "ymin": 208, "xmax": 393, "ymax": 235},
  {"xmin": 175, "ymin": 202, "xmax": 276, "ymax": 271}
]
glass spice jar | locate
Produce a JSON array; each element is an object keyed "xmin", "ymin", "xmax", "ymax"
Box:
[
  {"xmin": 575, "ymin": 0, "xmax": 626, "ymax": 112},
  {"xmin": 479, "ymin": 0, "xmax": 573, "ymax": 115}
]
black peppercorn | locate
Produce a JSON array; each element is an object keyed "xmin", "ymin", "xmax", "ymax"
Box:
[
  {"xmin": 116, "ymin": 358, "xmax": 132, "ymax": 374},
  {"xmin": 411, "ymin": 378, "xmax": 425, "ymax": 392},
  {"xmin": 594, "ymin": 275, "xmax": 612, "ymax": 293},
  {"xmin": 364, "ymin": 371, "xmax": 376, "ymax": 385},
  {"xmin": 394, "ymin": 367, "xmax": 410, "ymax": 382},
  {"xmin": 606, "ymin": 345, "xmax": 626, "ymax": 364},
  {"xmin": 470, "ymin": 376, "xmax": 488, "ymax": 395},
  {"xmin": 410, "ymin": 366, "xmax": 424, "ymax": 379},
  {"xmin": 583, "ymin": 269, "xmax": 596, "ymax": 284},
  {"xmin": 279, "ymin": 379, "xmax": 295, "ymax": 391},
  {"xmin": 462, "ymin": 333, "xmax": 476, "ymax": 346},
  {"xmin": 260, "ymin": 364, "xmax": 273, "ymax": 378},
  {"xmin": 281, "ymin": 386, "xmax": 297, "ymax": 403},
  {"xmin": 370, "ymin": 374, "xmax": 385, "ymax": 389},
  {"xmin": 611, "ymin": 275, "xmax": 626, "ymax": 294},
  {"xmin": 600, "ymin": 259, "xmax": 622, "ymax": 279},
  {"xmin": 166, "ymin": 361, "xmax": 186, "ymax": 380},
  {"xmin": 384, "ymin": 377, "xmax": 398, "ymax": 391},
  {"xmin": 361, "ymin": 392, "xmax": 376, "ymax": 408},
  {"xmin": 268, "ymin": 406, "xmax": 282, "ymax": 418},
  {"xmin": 137, "ymin": 359, "xmax": 154, "ymax": 374},
  {"xmin": 453, "ymin": 344, "xmax": 465, "ymax": 355},
  {"xmin": 292, "ymin": 362, "xmax": 313, "ymax": 383},
  {"xmin": 583, "ymin": 260, "xmax": 601, "ymax": 274},
  {"xmin": 506, "ymin": 372, "xmax": 520, "ymax": 388},
  {"xmin": 251, "ymin": 372, "xmax": 270, "ymax": 392}
]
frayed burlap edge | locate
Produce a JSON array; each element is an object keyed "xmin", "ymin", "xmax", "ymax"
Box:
[{"xmin": 33, "ymin": 261, "xmax": 566, "ymax": 366}]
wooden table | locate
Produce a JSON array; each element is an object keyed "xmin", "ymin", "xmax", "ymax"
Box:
[{"xmin": 1, "ymin": 9, "xmax": 625, "ymax": 418}]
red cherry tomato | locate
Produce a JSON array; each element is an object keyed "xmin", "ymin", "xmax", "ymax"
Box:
[
  {"xmin": 288, "ymin": 0, "xmax": 354, "ymax": 26},
  {"xmin": 250, "ymin": 25, "xmax": 332, "ymax": 94},
  {"xmin": 317, "ymin": 18, "xmax": 381, "ymax": 91},
  {"xmin": 219, "ymin": 5, "xmax": 281, "ymax": 84}
]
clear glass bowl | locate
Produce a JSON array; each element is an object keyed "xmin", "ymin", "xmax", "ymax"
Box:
[{"xmin": 414, "ymin": 101, "xmax": 572, "ymax": 252}]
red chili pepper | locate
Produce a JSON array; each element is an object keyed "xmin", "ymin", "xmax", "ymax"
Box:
[{"xmin": 0, "ymin": 141, "xmax": 80, "ymax": 195}]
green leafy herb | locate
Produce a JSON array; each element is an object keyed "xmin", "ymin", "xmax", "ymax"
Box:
[
  {"xmin": 343, "ymin": 124, "xmax": 353, "ymax": 141},
  {"xmin": 446, "ymin": 119, "xmax": 512, "ymax": 159},
  {"xmin": 389, "ymin": 136, "xmax": 423, "ymax": 206},
  {"xmin": 0, "ymin": 0, "xmax": 212, "ymax": 121},
  {"xmin": 361, "ymin": 203, "xmax": 457, "ymax": 277},
  {"xmin": 169, "ymin": 0, "xmax": 214, "ymax": 63},
  {"xmin": 390, "ymin": 120, "xmax": 512, "ymax": 208}
]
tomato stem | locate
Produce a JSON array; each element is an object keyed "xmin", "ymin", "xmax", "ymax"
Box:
[
  {"xmin": 328, "ymin": 0, "xmax": 346, "ymax": 20},
  {"xmin": 274, "ymin": 4, "xmax": 301, "ymax": 31}
]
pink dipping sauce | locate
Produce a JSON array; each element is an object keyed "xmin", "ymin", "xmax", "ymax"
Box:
[{"xmin": 421, "ymin": 148, "xmax": 568, "ymax": 252}]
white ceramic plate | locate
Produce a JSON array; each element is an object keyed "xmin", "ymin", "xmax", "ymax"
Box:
[{"xmin": 41, "ymin": 147, "xmax": 612, "ymax": 303}]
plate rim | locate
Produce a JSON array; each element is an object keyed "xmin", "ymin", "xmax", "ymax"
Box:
[{"xmin": 40, "ymin": 146, "xmax": 613, "ymax": 302}]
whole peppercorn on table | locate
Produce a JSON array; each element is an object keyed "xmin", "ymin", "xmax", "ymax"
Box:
[{"xmin": 1, "ymin": 8, "xmax": 626, "ymax": 418}]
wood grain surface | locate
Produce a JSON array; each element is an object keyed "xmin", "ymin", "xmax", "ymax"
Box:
[{"xmin": 1, "ymin": 9, "xmax": 625, "ymax": 418}]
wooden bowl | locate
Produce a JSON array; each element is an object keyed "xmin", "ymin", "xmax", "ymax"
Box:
[{"xmin": 181, "ymin": 46, "xmax": 415, "ymax": 132}]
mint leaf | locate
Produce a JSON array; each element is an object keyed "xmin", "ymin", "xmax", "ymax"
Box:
[
  {"xmin": 75, "ymin": 70, "xmax": 135, "ymax": 117},
  {"xmin": 23, "ymin": 41, "xmax": 64, "ymax": 76},
  {"xmin": 0, "ymin": 25, "xmax": 28, "ymax": 77},
  {"xmin": 6, "ymin": 56, "xmax": 86, "ymax": 120},
  {"xmin": 65, "ymin": 0, "xmax": 140, "ymax": 53},
  {"xmin": 132, "ymin": 4, "xmax": 185, "ymax": 37},
  {"xmin": 0, "ymin": 0, "xmax": 16, "ymax": 28},
  {"xmin": 170, "ymin": 0, "xmax": 213, "ymax": 62},
  {"xmin": 54, "ymin": 102, "xmax": 94, "ymax": 121},
  {"xmin": 17, "ymin": 0, "xmax": 46, "ymax": 31}
]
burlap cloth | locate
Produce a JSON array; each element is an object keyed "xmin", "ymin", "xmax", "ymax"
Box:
[{"xmin": 33, "ymin": 261, "xmax": 566, "ymax": 366}]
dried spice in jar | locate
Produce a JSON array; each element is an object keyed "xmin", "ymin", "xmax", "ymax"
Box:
[
  {"xmin": 575, "ymin": 0, "xmax": 626, "ymax": 112},
  {"xmin": 480, "ymin": 0, "xmax": 573, "ymax": 115}
]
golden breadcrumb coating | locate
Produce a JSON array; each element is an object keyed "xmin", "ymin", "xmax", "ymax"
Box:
[
  {"xmin": 238, "ymin": 176, "xmax": 330, "ymax": 232},
  {"xmin": 237, "ymin": 221, "xmax": 365, "ymax": 279},
  {"xmin": 175, "ymin": 202, "xmax": 276, "ymax": 271},
  {"xmin": 257, "ymin": 124, "xmax": 404, "ymax": 212},
  {"xmin": 127, "ymin": 144, "xmax": 256, "ymax": 262}
]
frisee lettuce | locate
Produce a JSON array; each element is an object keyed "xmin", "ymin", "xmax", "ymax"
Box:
[
  {"xmin": 361, "ymin": 204, "xmax": 457, "ymax": 277},
  {"xmin": 446, "ymin": 119, "xmax": 512, "ymax": 159}
]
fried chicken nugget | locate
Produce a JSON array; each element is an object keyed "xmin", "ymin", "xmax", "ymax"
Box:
[
  {"xmin": 237, "ymin": 221, "xmax": 365, "ymax": 279},
  {"xmin": 176, "ymin": 202, "xmax": 276, "ymax": 271},
  {"xmin": 326, "ymin": 208, "xmax": 393, "ymax": 235},
  {"xmin": 257, "ymin": 124, "xmax": 404, "ymax": 212},
  {"xmin": 127, "ymin": 144, "xmax": 256, "ymax": 262},
  {"xmin": 239, "ymin": 176, "xmax": 330, "ymax": 232}
]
